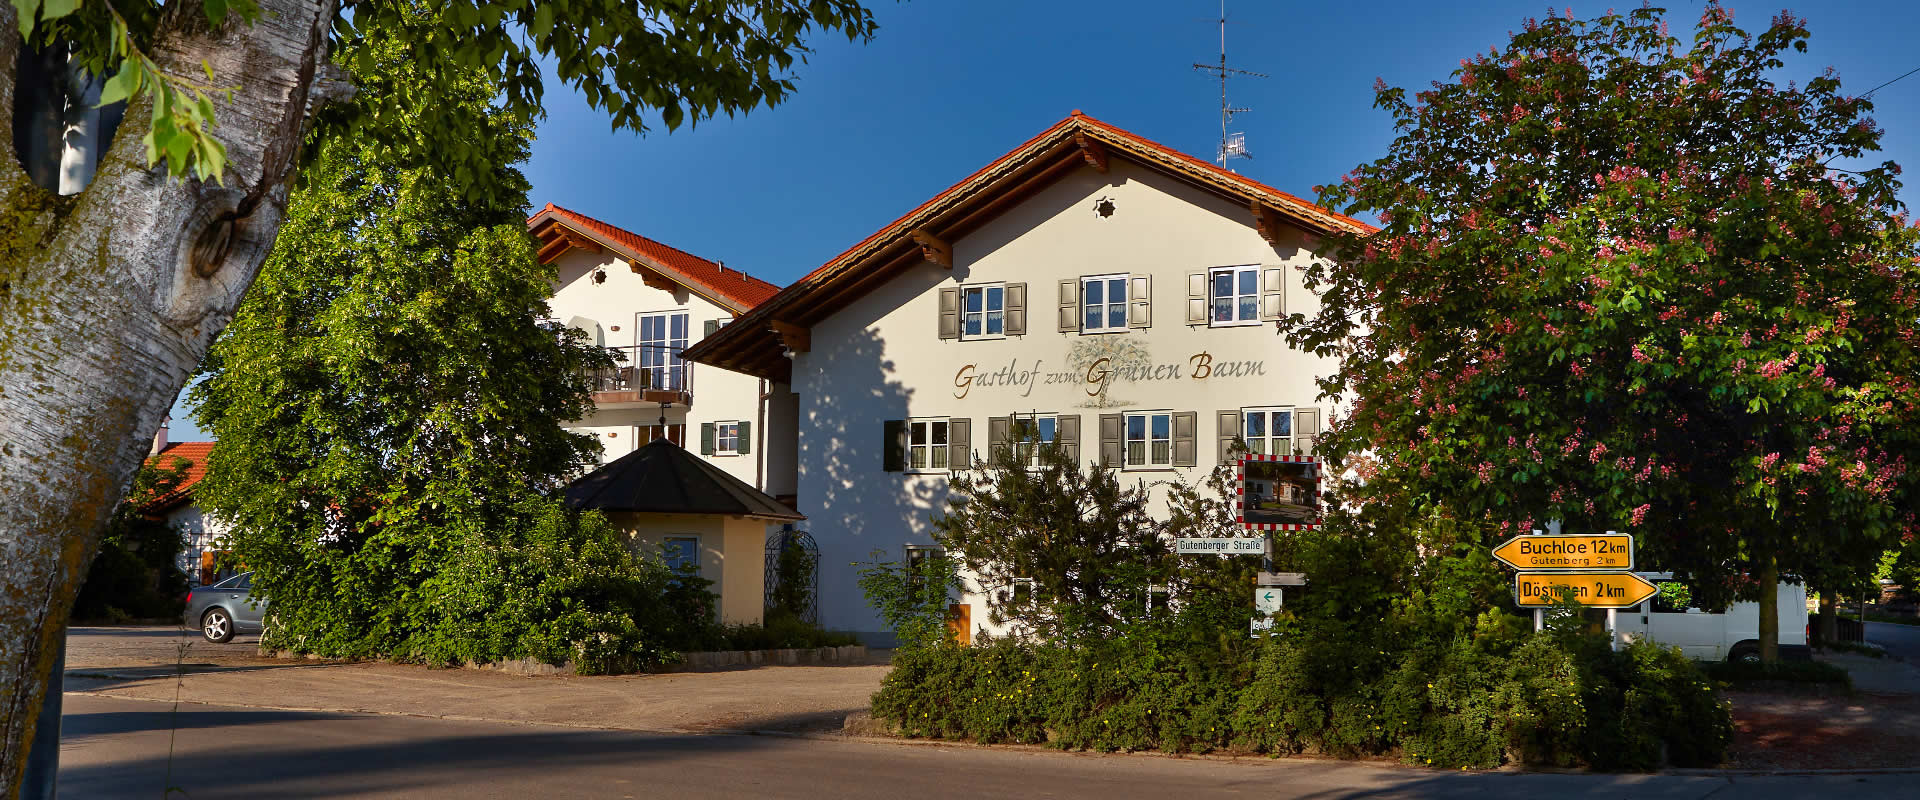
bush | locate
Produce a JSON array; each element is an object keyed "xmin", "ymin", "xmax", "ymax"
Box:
[{"xmin": 870, "ymin": 621, "xmax": 1730, "ymax": 769}]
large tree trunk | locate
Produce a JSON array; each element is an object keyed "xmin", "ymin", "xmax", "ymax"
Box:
[
  {"xmin": 1818, "ymin": 590, "xmax": 1839, "ymax": 646},
  {"xmin": 1759, "ymin": 556, "xmax": 1780, "ymax": 663},
  {"xmin": 0, "ymin": 2, "xmax": 338, "ymax": 793}
]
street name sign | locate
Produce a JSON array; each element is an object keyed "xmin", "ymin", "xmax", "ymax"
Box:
[
  {"xmin": 1256, "ymin": 571, "xmax": 1307, "ymax": 586},
  {"xmin": 1176, "ymin": 537, "xmax": 1267, "ymax": 555},
  {"xmin": 1492, "ymin": 533, "xmax": 1634, "ymax": 571},
  {"xmin": 1255, "ymin": 588, "xmax": 1283, "ymax": 615},
  {"xmin": 1513, "ymin": 572, "xmax": 1658, "ymax": 609}
]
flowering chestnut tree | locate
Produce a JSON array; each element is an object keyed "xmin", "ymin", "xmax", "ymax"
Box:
[{"xmin": 1297, "ymin": 3, "xmax": 1920, "ymax": 661}]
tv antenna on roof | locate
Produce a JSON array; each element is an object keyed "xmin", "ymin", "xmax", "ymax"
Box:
[{"xmin": 1192, "ymin": 0, "xmax": 1266, "ymax": 169}]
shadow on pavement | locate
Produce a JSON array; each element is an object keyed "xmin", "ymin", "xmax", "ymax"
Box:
[{"xmin": 61, "ymin": 704, "xmax": 788, "ymax": 799}]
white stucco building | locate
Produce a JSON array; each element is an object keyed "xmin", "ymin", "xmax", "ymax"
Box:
[
  {"xmin": 529, "ymin": 206, "xmax": 807, "ymax": 618},
  {"xmin": 140, "ymin": 433, "xmax": 234, "ymax": 586},
  {"xmin": 529, "ymin": 204, "xmax": 801, "ymax": 501},
  {"xmin": 685, "ymin": 111, "xmax": 1374, "ymax": 642}
]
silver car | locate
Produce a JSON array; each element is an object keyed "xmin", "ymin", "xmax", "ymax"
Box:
[{"xmin": 184, "ymin": 572, "xmax": 267, "ymax": 643}]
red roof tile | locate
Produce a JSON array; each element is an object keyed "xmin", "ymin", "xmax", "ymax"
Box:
[
  {"xmin": 142, "ymin": 441, "xmax": 214, "ymax": 514},
  {"xmin": 527, "ymin": 204, "xmax": 782, "ymax": 310},
  {"xmin": 788, "ymin": 111, "xmax": 1376, "ymax": 289},
  {"xmin": 683, "ymin": 110, "xmax": 1375, "ymax": 381}
]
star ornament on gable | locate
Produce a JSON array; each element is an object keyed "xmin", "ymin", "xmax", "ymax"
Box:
[{"xmin": 1093, "ymin": 197, "xmax": 1117, "ymax": 218}]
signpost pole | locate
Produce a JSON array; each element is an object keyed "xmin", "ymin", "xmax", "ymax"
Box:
[
  {"xmin": 1530, "ymin": 529, "xmax": 1544, "ymax": 633},
  {"xmin": 1604, "ymin": 531, "xmax": 1619, "ymax": 651}
]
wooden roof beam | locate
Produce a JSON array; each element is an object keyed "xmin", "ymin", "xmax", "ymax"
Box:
[
  {"xmin": 536, "ymin": 237, "xmax": 571, "ymax": 265},
  {"xmin": 769, "ymin": 320, "xmax": 811, "ymax": 354},
  {"xmin": 1074, "ymin": 131, "xmax": 1109, "ymax": 173},
  {"xmin": 909, "ymin": 229, "xmax": 952, "ymax": 268},
  {"xmin": 559, "ymin": 228, "xmax": 602, "ymax": 253},
  {"xmin": 1251, "ymin": 200, "xmax": 1286, "ymax": 247}
]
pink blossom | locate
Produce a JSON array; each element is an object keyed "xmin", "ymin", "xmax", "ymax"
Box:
[{"xmin": 1630, "ymin": 504, "xmax": 1652, "ymax": 526}]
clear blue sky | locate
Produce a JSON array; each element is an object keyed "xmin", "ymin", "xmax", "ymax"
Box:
[{"xmin": 164, "ymin": 0, "xmax": 1920, "ymax": 442}]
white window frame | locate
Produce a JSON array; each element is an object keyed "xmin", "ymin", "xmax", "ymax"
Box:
[
  {"xmin": 1210, "ymin": 265, "xmax": 1262, "ymax": 327},
  {"xmin": 1242, "ymin": 406, "xmax": 1305, "ymax": 456},
  {"xmin": 1124, "ymin": 410, "xmax": 1173, "ymax": 469},
  {"xmin": 997, "ymin": 577, "xmax": 1036, "ymax": 607},
  {"xmin": 961, "ymin": 283, "xmax": 1007, "ymax": 340},
  {"xmin": 714, "ymin": 421, "xmax": 741, "ymax": 456},
  {"xmin": 907, "ymin": 417, "xmax": 951, "ymax": 473},
  {"xmin": 663, "ymin": 535, "xmax": 701, "ymax": 579},
  {"xmin": 1080, "ymin": 273, "xmax": 1130, "ymax": 334},
  {"xmin": 636, "ymin": 310, "xmax": 690, "ymax": 390},
  {"xmin": 1012, "ymin": 413, "xmax": 1058, "ymax": 467}
]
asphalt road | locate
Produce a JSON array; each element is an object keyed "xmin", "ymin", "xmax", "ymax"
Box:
[
  {"xmin": 57, "ymin": 694, "xmax": 1902, "ymax": 800},
  {"xmin": 1867, "ymin": 620, "xmax": 1920, "ymax": 662}
]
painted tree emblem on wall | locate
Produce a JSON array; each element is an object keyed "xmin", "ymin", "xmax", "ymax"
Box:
[{"xmin": 1068, "ymin": 335, "xmax": 1150, "ymax": 408}]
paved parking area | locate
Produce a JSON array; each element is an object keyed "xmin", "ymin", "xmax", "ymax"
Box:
[{"xmin": 65, "ymin": 626, "xmax": 891, "ymax": 734}]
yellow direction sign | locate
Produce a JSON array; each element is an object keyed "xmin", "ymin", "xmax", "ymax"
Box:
[
  {"xmin": 1514, "ymin": 572, "xmax": 1658, "ymax": 609},
  {"xmin": 1492, "ymin": 534, "xmax": 1633, "ymax": 571}
]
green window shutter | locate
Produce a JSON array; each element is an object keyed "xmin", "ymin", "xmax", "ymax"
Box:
[
  {"xmin": 1128, "ymin": 275, "xmax": 1152, "ymax": 328},
  {"xmin": 987, "ymin": 416, "xmax": 1012, "ymax": 463},
  {"xmin": 1058, "ymin": 414, "xmax": 1082, "ymax": 466},
  {"xmin": 1098, "ymin": 413, "xmax": 1123, "ymax": 468},
  {"xmin": 1293, "ymin": 408, "xmax": 1319, "ymax": 456},
  {"xmin": 948, "ymin": 418, "xmax": 971, "ymax": 470},
  {"xmin": 700, "ymin": 422, "xmax": 716, "ymax": 455},
  {"xmin": 938, "ymin": 287, "xmax": 960, "ymax": 340},
  {"xmin": 738, "ymin": 421, "xmax": 752, "ymax": 454},
  {"xmin": 1216, "ymin": 410, "xmax": 1241, "ymax": 463},
  {"xmin": 1171, "ymin": 411, "xmax": 1198, "ymax": 467},
  {"xmin": 1259, "ymin": 266, "xmax": 1286, "ymax": 322},
  {"xmin": 1004, "ymin": 283, "xmax": 1027, "ymax": 336},
  {"xmin": 882, "ymin": 420, "xmax": 906, "ymax": 472},
  {"xmin": 1058, "ymin": 279, "xmax": 1079, "ymax": 332}
]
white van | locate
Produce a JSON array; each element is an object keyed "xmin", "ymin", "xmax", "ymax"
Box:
[{"xmin": 1613, "ymin": 573, "xmax": 1809, "ymax": 663}]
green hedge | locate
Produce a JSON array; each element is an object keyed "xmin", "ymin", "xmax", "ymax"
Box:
[{"xmin": 872, "ymin": 623, "xmax": 1730, "ymax": 770}]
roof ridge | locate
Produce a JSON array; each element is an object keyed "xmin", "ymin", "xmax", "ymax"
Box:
[{"xmin": 531, "ymin": 204, "xmax": 784, "ymax": 307}]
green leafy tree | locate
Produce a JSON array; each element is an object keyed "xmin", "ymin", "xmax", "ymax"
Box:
[
  {"xmin": 187, "ymin": 22, "xmax": 620, "ymax": 662},
  {"xmin": 856, "ymin": 548, "xmax": 964, "ymax": 649},
  {"xmin": 931, "ymin": 421, "xmax": 1167, "ymax": 639},
  {"xmin": 1298, "ymin": 3, "xmax": 1920, "ymax": 662},
  {"xmin": 0, "ymin": 0, "xmax": 876, "ymax": 787}
]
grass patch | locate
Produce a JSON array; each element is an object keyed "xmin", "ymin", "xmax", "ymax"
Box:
[
  {"xmin": 1863, "ymin": 612, "xmax": 1920, "ymax": 626},
  {"xmin": 1703, "ymin": 659, "xmax": 1851, "ymax": 687}
]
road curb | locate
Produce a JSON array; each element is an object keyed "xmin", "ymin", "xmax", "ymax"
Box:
[{"xmin": 66, "ymin": 690, "xmax": 1920, "ymax": 778}]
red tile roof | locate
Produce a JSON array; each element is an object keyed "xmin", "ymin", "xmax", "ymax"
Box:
[
  {"xmin": 789, "ymin": 111, "xmax": 1375, "ymax": 291},
  {"xmin": 142, "ymin": 441, "xmax": 214, "ymax": 514},
  {"xmin": 527, "ymin": 204, "xmax": 782, "ymax": 310},
  {"xmin": 683, "ymin": 110, "xmax": 1375, "ymax": 381}
]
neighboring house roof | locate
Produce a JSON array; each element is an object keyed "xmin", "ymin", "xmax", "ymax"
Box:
[
  {"xmin": 142, "ymin": 441, "xmax": 214, "ymax": 514},
  {"xmin": 564, "ymin": 439, "xmax": 805, "ymax": 522},
  {"xmin": 527, "ymin": 203, "xmax": 782, "ymax": 313},
  {"xmin": 681, "ymin": 110, "xmax": 1377, "ymax": 382}
]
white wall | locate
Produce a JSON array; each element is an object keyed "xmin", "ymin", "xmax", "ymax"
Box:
[
  {"xmin": 548, "ymin": 249, "xmax": 784, "ymax": 492},
  {"xmin": 791, "ymin": 161, "xmax": 1342, "ymax": 640},
  {"xmin": 166, "ymin": 503, "xmax": 233, "ymax": 585}
]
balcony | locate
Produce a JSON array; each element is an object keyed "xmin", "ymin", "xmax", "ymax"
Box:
[{"xmin": 585, "ymin": 345, "xmax": 692, "ymax": 407}]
